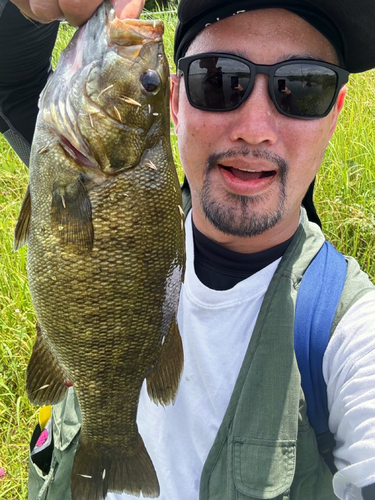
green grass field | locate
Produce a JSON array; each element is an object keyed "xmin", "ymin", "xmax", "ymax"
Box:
[{"xmin": 0, "ymin": 9, "xmax": 374, "ymax": 499}]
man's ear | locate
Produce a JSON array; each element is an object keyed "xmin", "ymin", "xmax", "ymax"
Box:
[
  {"xmin": 170, "ymin": 74, "xmax": 180, "ymax": 133},
  {"xmin": 328, "ymin": 85, "xmax": 347, "ymax": 140}
]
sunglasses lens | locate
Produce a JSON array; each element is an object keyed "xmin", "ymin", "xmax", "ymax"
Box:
[
  {"xmin": 187, "ymin": 56, "xmax": 251, "ymax": 110},
  {"xmin": 273, "ymin": 63, "xmax": 338, "ymax": 117}
]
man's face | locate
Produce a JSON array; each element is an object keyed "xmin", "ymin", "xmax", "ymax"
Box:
[{"xmin": 171, "ymin": 9, "xmax": 346, "ymax": 251}]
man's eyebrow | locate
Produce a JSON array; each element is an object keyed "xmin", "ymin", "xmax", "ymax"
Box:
[{"xmin": 282, "ymin": 53, "xmax": 323, "ymax": 61}]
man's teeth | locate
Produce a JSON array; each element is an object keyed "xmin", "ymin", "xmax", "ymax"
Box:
[{"xmin": 236, "ymin": 168, "xmax": 259, "ymax": 172}]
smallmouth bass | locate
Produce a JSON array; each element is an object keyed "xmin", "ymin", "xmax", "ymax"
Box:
[{"xmin": 15, "ymin": 2, "xmax": 185, "ymax": 499}]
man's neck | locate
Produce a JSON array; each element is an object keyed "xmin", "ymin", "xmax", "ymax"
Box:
[{"xmin": 192, "ymin": 219, "xmax": 295, "ymax": 290}]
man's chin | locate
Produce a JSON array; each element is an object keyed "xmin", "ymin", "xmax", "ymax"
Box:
[
  {"xmin": 202, "ymin": 199, "xmax": 284, "ymax": 238},
  {"xmin": 200, "ymin": 168, "xmax": 287, "ymax": 238}
]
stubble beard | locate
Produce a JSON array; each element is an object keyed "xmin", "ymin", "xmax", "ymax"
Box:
[{"xmin": 200, "ymin": 148, "xmax": 289, "ymax": 238}]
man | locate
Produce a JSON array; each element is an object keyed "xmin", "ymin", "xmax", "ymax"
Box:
[{"xmin": 9, "ymin": 0, "xmax": 375, "ymax": 499}]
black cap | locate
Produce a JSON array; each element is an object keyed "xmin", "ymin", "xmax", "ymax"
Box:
[{"xmin": 174, "ymin": 0, "xmax": 375, "ymax": 73}]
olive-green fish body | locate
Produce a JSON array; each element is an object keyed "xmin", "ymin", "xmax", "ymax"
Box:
[{"xmin": 15, "ymin": 3, "xmax": 184, "ymax": 499}]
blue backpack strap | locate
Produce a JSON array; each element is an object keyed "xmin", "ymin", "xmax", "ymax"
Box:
[{"xmin": 294, "ymin": 241, "xmax": 347, "ymax": 436}]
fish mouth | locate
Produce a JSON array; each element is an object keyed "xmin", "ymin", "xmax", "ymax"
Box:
[
  {"xmin": 107, "ymin": 14, "xmax": 164, "ymax": 61},
  {"xmin": 108, "ymin": 17, "xmax": 164, "ymax": 46}
]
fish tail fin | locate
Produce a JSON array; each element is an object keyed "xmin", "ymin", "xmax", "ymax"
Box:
[
  {"xmin": 26, "ymin": 323, "xmax": 69, "ymax": 405},
  {"xmin": 71, "ymin": 435, "xmax": 160, "ymax": 500},
  {"xmin": 147, "ymin": 319, "xmax": 183, "ymax": 406}
]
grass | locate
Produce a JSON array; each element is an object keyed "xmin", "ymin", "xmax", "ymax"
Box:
[
  {"xmin": 0, "ymin": 7, "xmax": 374, "ymax": 500},
  {"xmin": 316, "ymin": 70, "xmax": 375, "ymax": 276},
  {"xmin": 0, "ymin": 122, "xmax": 36, "ymax": 499}
]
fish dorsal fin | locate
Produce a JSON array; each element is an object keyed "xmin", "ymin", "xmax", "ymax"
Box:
[{"xmin": 14, "ymin": 185, "xmax": 31, "ymax": 251}]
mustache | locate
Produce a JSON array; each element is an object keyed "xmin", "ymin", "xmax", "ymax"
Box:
[{"xmin": 206, "ymin": 148, "xmax": 288, "ymax": 175}]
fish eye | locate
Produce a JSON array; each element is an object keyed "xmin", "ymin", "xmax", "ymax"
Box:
[{"xmin": 141, "ymin": 70, "xmax": 161, "ymax": 94}]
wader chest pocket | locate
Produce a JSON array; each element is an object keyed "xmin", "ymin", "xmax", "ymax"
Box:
[
  {"xmin": 28, "ymin": 389, "xmax": 81, "ymax": 500},
  {"xmin": 233, "ymin": 437, "xmax": 296, "ymax": 499}
]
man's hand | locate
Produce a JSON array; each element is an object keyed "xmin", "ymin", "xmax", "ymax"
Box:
[{"xmin": 9, "ymin": 0, "xmax": 146, "ymax": 26}]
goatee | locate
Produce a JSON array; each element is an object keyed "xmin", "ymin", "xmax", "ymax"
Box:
[{"xmin": 200, "ymin": 148, "xmax": 288, "ymax": 238}]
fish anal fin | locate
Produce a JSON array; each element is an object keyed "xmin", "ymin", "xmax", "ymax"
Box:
[
  {"xmin": 14, "ymin": 185, "xmax": 31, "ymax": 251},
  {"xmin": 51, "ymin": 176, "xmax": 94, "ymax": 252},
  {"xmin": 27, "ymin": 323, "xmax": 69, "ymax": 406},
  {"xmin": 146, "ymin": 320, "xmax": 183, "ymax": 406},
  {"xmin": 71, "ymin": 435, "xmax": 160, "ymax": 500}
]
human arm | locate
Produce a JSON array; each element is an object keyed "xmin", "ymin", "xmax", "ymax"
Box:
[
  {"xmin": 0, "ymin": 1, "xmax": 59, "ymax": 166},
  {"xmin": 323, "ymin": 290, "xmax": 375, "ymax": 499},
  {"xmin": 9, "ymin": 0, "xmax": 146, "ymax": 26}
]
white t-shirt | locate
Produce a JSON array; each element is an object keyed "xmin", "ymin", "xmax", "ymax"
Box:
[{"xmin": 107, "ymin": 213, "xmax": 375, "ymax": 500}]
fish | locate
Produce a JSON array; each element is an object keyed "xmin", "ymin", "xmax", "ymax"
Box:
[{"xmin": 14, "ymin": 2, "xmax": 185, "ymax": 499}]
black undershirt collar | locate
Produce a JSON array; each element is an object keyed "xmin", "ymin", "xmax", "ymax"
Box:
[{"xmin": 192, "ymin": 220, "xmax": 294, "ymax": 291}]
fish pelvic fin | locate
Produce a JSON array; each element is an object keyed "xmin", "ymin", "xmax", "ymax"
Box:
[
  {"xmin": 26, "ymin": 323, "xmax": 69, "ymax": 405},
  {"xmin": 51, "ymin": 176, "xmax": 94, "ymax": 252},
  {"xmin": 146, "ymin": 319, "xmax": 183, "ymax": 406},
  {"xmin": 71, "ymin": 435, "xmax": 160, "ymax": 500},
  {"xmin": 14, "ymin": 185, "xmax": 31, "ymax": 251}
]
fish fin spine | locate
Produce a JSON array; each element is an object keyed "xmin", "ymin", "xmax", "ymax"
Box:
[{"xmin": 14, "ymin": 185, "xmax": 31, "ymax": 251}]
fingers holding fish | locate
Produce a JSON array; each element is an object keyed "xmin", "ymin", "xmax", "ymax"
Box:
[
  {"xmin": 114, "ymin": 0, "xmax": 146, "ymax": 20},
  {"xmin": 10, "ymin": 0, "xmax": 64, "ymax": 23},
  {"xmin": 10, "ymin": 0, "xmax": 146, "ymax": 25}
]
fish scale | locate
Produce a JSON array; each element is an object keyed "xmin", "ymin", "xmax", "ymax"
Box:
[{"xmin": 15, "ymin": 2, "xmax": 185, "ymax": 499}]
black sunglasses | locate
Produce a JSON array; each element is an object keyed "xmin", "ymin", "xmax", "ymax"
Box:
[{"xmin": 177, "ymin": 53, "xmax": 349, "ymax": 119}]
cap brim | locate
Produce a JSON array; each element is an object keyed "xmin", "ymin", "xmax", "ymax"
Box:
[{"xmin": 175, "ymin": 0, "xmax": 375, "ymax": 73}]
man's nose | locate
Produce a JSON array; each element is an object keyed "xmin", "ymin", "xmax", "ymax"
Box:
[{"xmin": 228, "ymin": 75, "xmax": 279, "ymax": 146}]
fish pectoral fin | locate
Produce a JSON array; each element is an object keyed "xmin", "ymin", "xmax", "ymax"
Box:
[
  {"xmin": 146, "ymin": 320, "xmax": 183, "ymax": 406},
  {"xmin": 51, "ymin": 176, "xmax": 94, "ymax": 252},
  {"xmin": 27, "ymin": 323, "xmax": 69, "ymax": 406},
  {"xmin": 71, "ymin": 434, "xmax": 160, "ymax": 499},
  {"xmin": 14, "ymin": 185, "xmax": 31, "ymax": 251}
]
